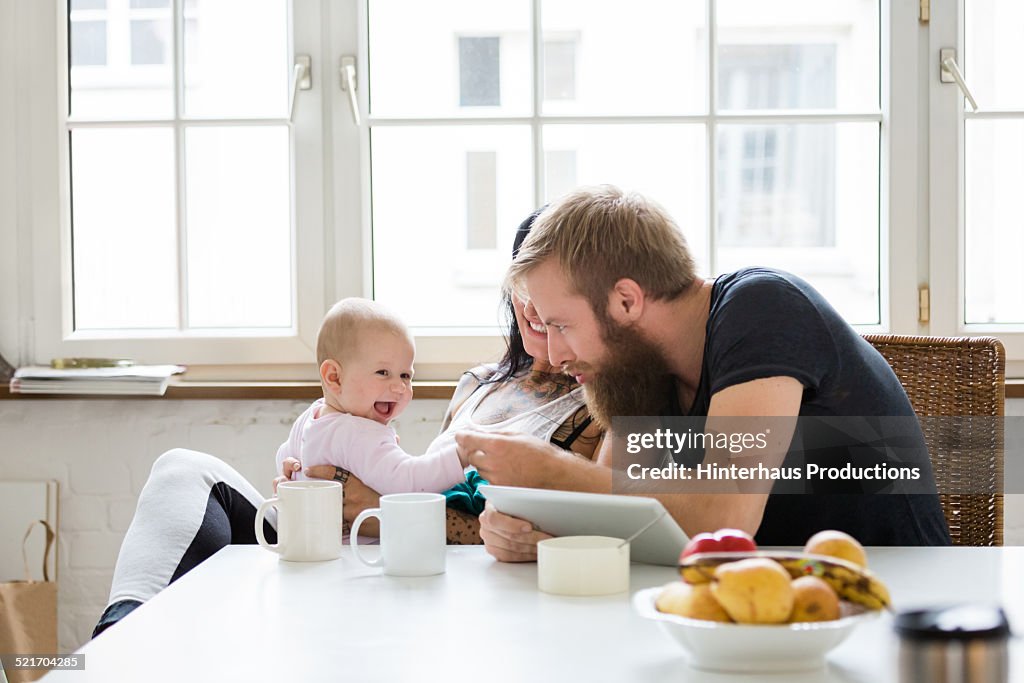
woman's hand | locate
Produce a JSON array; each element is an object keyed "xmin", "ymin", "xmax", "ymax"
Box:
[
  {"xmin": 478, "ymin": 501, "xmax": 552, "ymax": 562},
  {"xmin": 272, "ymin": 457, "xmax": 302, "ymax": 493}
]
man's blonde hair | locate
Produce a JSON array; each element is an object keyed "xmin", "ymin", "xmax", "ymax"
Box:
[
  {"xmin": 316, "ymin": 298, "xmax": 411, "ymax": 367},
  {"xmin": 507, "ymin": 186, "xmax": 697, "ymax": 315}
]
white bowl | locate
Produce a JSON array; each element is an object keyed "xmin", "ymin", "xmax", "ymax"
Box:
[
  {"xmin": 632, "ymin": 587, "xmax": 877, "ymax": 672},
  {"xmin": 537, "ymin": 536, "xmax": 630, "ymax": 596}
]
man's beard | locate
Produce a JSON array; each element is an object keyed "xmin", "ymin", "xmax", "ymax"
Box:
[{"xmin": 580, "ymin": 319, "xmax": 678, "ymax": 431}]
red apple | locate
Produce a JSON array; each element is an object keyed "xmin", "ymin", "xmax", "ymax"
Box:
[{"xmin": 680, "ymin": 528, "xmax": 757, "ymax": 561}]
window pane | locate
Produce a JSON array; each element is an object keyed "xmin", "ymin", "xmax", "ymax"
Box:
[
  {"xmin": 716, "ymin": 122, "xmax": 879, "ymax": 324},
  {"xmin": 543, "ymin": 40, "xmax": 576, "ymax": 101},
  {"xmin": 372, "ymin": 126, "xmax": 533, "ymax": 328},
  {"xmin": 71, "ymin": 128, "xmax": 178, "ymax": 330},
  {"xmin": 965, "ymin": 120, "xmax": 1024, "ymax": 324},
  {"xmin": 466, "ymin": 151, "xmax": 498, "ymax": 249},
  {"xmin": 541, "ymin": 0, "xmax": 706, "ymax": 115},
  {"xmin": 71, "ymin": 0, "xmax": 106, "ymax": 9},
  {"xmin": 966, "ymin": 1, "xmax": 1024, "ymax": 110},
  {"xmin": 131, "ymin": 19, "xmax": 170, "ymax": 66},
  {"xmin": 70, "ymin": 20, "xmax": 107, "ymax": 67},
  {"xmin": 459, "ymin": 37, "xmax": 501, "ymax": 107},
  {"xmin": 183, "ymin": 0, "xmax": 289, "ymax": 118},
  {"xmin": 542, "ymin": 124, "xmax": 708, "ymax": 273},
  {"xmin": 130, "ymin": 0, "xmax": 169, "ymax": 8},
  {"xmin": 368, "ymin": 0, "xmax": 531, "ymax": 117},
  {"xmin": 544, "ymin": 150, "xmax": 577, "ymax": 202},
  {"xmin": 69, "ymin": 16, "xmax": 172, "ymax": 118},
  {"xmin": 185, "ymin": 127, "xmax": 292, "ymax": 328},
  {"xmin": 716, "ymin": 0, "xmax": 878, "ymax": 111}
]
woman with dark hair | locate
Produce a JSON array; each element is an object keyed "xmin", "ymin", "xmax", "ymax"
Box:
[{"xmin": 94, "ymin": 210, "xmax": 603, "ymax": 637}]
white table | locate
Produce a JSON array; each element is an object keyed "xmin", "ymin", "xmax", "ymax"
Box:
[{"xmin": 43, "ymin": 546, "xmax": 1024, "ymax": 682}]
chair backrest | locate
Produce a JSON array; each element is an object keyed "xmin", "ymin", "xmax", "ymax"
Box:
[{"xmin": 863, "ymin": 334, "xmax": 1005, "ymax": 546}]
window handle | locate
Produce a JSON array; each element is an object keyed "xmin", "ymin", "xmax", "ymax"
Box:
[
  {"xmin": 340, "ymin": 56, "xmax": 361, "ymax": 126},
  {"xmin": 289, "ymin": 55, "xmax": 312, "ymax": 122},
  {"xmin": 940, "ymin": 49, "xmax": 979, "ymax": 112}
]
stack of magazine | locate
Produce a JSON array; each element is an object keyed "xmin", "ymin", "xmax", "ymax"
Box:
[{"xmin": 9, "ymin": 365, "xmax": 186, "ymax": 396}]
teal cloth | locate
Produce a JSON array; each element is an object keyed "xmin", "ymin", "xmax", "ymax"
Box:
[{"xmin": 443, "ymin": 471, "xmax": 489, "ymax": 516}]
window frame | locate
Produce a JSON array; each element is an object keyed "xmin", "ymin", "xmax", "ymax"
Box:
[
  {"xmin": 28, "ymin": 0, "xmax": 326, "ymax": 367},
  {"xmin": 927, "ymin": 0, "xmax": 1024, "ymax": 375},
  {"xmin": 351, "ymin": 0, "xmax": 902, "ymax": 379}
]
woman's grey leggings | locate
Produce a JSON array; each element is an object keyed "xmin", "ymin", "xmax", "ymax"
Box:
[{"xmin": 93, "ymin": 449, "xmax": 276, "ymax": 637}]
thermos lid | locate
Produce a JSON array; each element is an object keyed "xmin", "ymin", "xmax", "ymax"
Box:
[{"xmin": 895, "ymin": 605, "xmax": 1011, "ymax": 642}]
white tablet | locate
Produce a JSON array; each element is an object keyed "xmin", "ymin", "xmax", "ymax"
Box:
[{"xmin": 477, "ymin": 485, "xmax": 688, "ymax": 566}]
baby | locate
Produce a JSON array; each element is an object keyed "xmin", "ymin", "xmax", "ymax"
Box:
[{"xmin": 275, "ymin": 298, "xmax": 468, "ymax": 494}]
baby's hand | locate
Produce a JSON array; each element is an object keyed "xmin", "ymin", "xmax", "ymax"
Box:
[{"xmin": 273, "ymin": 457, "xmax": 302, "ymax": 493}]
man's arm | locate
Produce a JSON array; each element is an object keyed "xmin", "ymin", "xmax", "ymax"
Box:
[
  {"xmin": 457, "ymin": 430, "xmax": 612, "ymax": 492},
  {"xmin": 463, "ymin": 376, "xmax": 803, "ymax": 560},
  {"xmin": 602, "ymin": 375, "xmax": 804, "ymax": 536}
]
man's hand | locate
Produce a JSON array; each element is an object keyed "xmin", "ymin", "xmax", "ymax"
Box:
[
  {"xmin": 272, "ymin": 457, "xmax": 302, "ymax": 493},
  {"xmin": 478, "ymin": 501, "xmax": 552, "ymax": 562},
  {"xmin": 455, "ymin": 431, "xmax": 559, "ymax": 488}
]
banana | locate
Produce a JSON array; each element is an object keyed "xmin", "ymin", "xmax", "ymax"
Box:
[{"xmin": 679, "ymin": 551, "xmax": 891, "ymax": 611}]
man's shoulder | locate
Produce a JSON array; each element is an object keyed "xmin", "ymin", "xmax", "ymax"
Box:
[
  {"xmin": 711, "ymin": 267, "xmax": 826, "ymax": 320},
  {"xmin": 716, "ymin": 267, "xmax": 812, "ymax": 298}
]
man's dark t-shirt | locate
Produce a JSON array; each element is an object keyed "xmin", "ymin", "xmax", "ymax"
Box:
[{"xmin": 684, "ymin": 268, "xmax": 951, "ymax": 546}]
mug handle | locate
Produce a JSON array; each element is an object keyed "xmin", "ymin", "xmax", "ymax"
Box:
[
  {"xmin": 351, "ymin": 508, "xmax": 384, "ymax": 567},
  {"xmin": 255, "ymin": 498, "xmax": 281, "ymax": 554}
]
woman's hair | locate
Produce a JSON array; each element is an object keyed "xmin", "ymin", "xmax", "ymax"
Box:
[
  {"xmin": 477, "ymin": 208, "xmax": 545, "ymax": 385},
  {"xmin": 507, "ymin": 185, "xmax": 696, "ymax": 318}
]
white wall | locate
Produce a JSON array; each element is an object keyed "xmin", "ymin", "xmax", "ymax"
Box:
[
  {"xmin": 0, "ymin": 396, "xmax": 448, "ymax": 652},
  {"xmin": 0, "ymin": 396, "xmax": 1021, "ymax": 653}
]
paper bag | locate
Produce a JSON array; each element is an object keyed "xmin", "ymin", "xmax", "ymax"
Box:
[{"xmin": 0, "ymin": 521, "xmax": 57, "ymax": 683}]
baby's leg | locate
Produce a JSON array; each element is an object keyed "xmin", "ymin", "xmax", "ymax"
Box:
[{"xmin": 93, "ymin": 449, "xmax": 274, "ymax": 637}]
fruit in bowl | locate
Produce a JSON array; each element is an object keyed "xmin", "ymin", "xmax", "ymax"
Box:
[
  {"xmin": 711, "ymin": 558, "xmax": 794, "ymax": 624},
  {"xmin": 674, "ymin": 528, "xmax": 891, "ymax": 616},
  {"xmin": 789, "ymin": 576, "xmax": 841, "ymax": 622},
  {"xmin": 638, "ymin": 528, "xmax": 890, "ymax": 671},
  {"xmin": 655, "ymin": 582, "xmax": 731, "ymax": 622},
  {"xmin": 679, "ymin": 528, "xmax": 757, "ymax": 560},
  {"xmin": 804, "ymin": 529, "xmax": 868, "ymax": 568}
]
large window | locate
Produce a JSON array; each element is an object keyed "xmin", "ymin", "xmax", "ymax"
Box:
[
  {"xmin": 37, "ymin": 0, "xmax": 326, "ymax": 365},
  {"xmin": 8, "ymin": 0, "xmax": 1020, "ymax": 375},
  {"xmin": 367, "ymin": 0, "xmax": 881, "ymax": 329}
]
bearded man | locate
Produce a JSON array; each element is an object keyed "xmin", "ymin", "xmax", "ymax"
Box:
[{"xmin": 457, "ymin": 185, "xmax": 950, "ymax": 561}]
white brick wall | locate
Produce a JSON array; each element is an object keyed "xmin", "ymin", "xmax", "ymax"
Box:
[
  {"xmin": 0, "ymin": 397, "xmax": 447, "ymax": 652},
  {"xmin": 0, "ymin": 396, "xmax": 1020, "ymax": 652}
]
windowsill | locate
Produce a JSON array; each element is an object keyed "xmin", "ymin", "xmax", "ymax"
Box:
[
  {"xmin": 2, "ymin": 379, "xmax": 1021, "ymax": 400},
  {"xmin": 0, "ymin": 379, "xmax": 460, "ymax": 401}
]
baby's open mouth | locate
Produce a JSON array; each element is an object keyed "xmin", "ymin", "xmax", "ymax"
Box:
[{"xmin": 373, "ymin": 401, "xmax": 395, "ymax": 419}]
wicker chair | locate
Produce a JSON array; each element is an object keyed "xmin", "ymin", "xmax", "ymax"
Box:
[{"xmin": 863, "ymin": 335, "xmax": 1005, "ymax": 546}]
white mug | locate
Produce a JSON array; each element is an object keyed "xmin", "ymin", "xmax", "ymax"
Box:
[
  {"xmin": 351, "ymin": 493, "xmax": 446, "ymax": 576},
  {"xmin": 255, "ymin": 480, "xmax": 344, "ymax": 561}
]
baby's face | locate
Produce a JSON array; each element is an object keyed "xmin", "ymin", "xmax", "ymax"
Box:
[{"xmin": 336, "ymin": 331, "xmax": 415, "ymax": 425}]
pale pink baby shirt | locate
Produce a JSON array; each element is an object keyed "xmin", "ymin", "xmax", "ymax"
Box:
[{"xmin": 275, "ymin": 399, "xmax": 465, "ymax": 494}]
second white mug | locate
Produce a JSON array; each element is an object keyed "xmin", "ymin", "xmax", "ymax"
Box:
[{"xmin": 351, "ymin": 492, "xmax": 446, "ymax": 576}]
